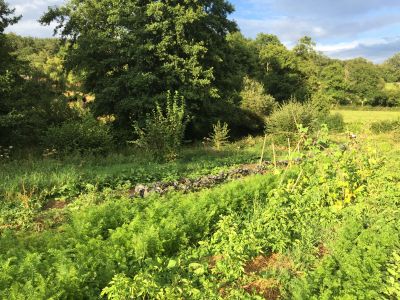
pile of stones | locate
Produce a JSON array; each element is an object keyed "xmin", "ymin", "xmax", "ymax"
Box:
[{"xmin": 129, "ymin": 158, "xmax": 302, "ymax": 198}]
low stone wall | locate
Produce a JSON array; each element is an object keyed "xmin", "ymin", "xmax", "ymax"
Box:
[{"xmin": 129, "ymin": 158, "xmax": 302, "ymax": 198}]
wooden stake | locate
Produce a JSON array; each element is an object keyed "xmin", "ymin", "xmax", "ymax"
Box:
[
  {"xmin": 259, "ymin": 134, "xmax": 267, "ymax": 166},
  {"xmin": 272, "ymin": 142, "xmax": 277, "ymax": 169}
]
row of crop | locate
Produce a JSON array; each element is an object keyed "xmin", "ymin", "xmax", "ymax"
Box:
[{"xmin": 0, "ymin": 171, "xmax": 278, "ymax": 299}]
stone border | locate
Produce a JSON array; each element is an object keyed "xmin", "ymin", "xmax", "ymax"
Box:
[{"xmin": 129, "ymin": 158, "xmax": 302, "ymax": 198}]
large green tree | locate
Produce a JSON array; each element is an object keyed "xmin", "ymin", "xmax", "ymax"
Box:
[
  {"xmin": 0, "ymin": 0, "xmax": 20, "ymax": 80},
  {"xmin": 0, "ymin": 0, "xmax": 21, "ymax": 142},
  {"xmin": 382, "ymin": 53, "xmax": 400, "ymax": 82},
  {"xmin": 318, "ymin": 61, "xmax": 351, "ymax": 105},
  {"xmin": 345, "ymin": 58, "xmax": 384, "ymax": 105},
  {"xmin": 1, "ymin": 2, "xmax": 70, "ymax": 146},
  {"xmin": 41, "ymin": 0, "xmax": 238, "ymax": 137},
  {"xmin": 256, "ymin": 34, "xmax": 306, "ymax": 101}
]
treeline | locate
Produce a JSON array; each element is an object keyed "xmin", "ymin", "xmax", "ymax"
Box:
[{"xmin": 1, "ymin": 0, "xmax": 400, "ymax": 150}]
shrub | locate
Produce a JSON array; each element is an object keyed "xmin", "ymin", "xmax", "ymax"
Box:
[
  {"xmin": 209, "ymin": 121, "xmax": 230, "ymax": 150},
  {"xmin": 311, "ymin": 90, "xmax": 332, "ymax": 115},
  {"xmin": 266, "ymin": 102, "xmax": 318, "ymax": 141},
  {"xmin": 240, "ymin": 76, "xmax": 277, "ymax": 117},
  {"xmin": 42, "ymin": 112, "xmax": 113, "ymax": 155},
  {"xmin": 133, "ymin": 91, "xmax": 188, "ymax": 161},
  {"xmin": 370, "ymin": 119, "xmax": 400, "ymax": 134},
  {"xmin": 321, "ymin": 113, "xmax": 345, "ymax": 132}
]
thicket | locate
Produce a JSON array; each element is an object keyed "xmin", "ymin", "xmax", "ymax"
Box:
[{"xmin": 42, "ymin": 111, "xmax": 113, "ymax": 155}]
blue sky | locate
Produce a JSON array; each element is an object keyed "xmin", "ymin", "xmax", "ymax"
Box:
[{"xmin": 5, "ymin": 0, "xmax": 400, "ymax": 63}]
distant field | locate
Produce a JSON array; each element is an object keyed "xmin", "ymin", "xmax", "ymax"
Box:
[
  {"xmin": 333, "ymin": 109, "xmax": 400, "ymax": 124},
  {"xmin": 384, "ymin": 82, "xmax": 400, "ymax": 92}
]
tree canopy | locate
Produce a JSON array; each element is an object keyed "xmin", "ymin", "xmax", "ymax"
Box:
[{"xmin": 40, "ymin": 0, "xmax": 239, "ymax": 136}]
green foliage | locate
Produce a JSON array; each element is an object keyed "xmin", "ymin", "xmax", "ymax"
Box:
[
  {"xmin": 133, "ymin": 92, "xmax": 188, "ymax": 161},
  {"xmin": 345, "ymin": 58, "xmax": 383, "ymax": 106},
  {"xmin": 258, "ymin": 39, "xmax": 306, "ymax": 102},
  {"xmin": 370, "ymin": 118, "xmax": 400, "ymax": 133},
  {"xmin": 209, "ymin": 121, "xmax": 230, "ymax": 150},
  {"xmin": 2, "ymin": 1, "xmax": 400, "ymax": 297},
  {"xmin": 384, "ymin": 250, "xmax": 400, "ymax": 298},
  {"xmin": 318, "ymin": 61, "xmax": 351, "ymax": 105},
  {"xmin": 42, "ymin": 112, "xmax": 113, "ymax": 155},
  {"xmin": 266, "ymin": 102, "xmax": 318, "ymax": 140},
  {"xmin": 383, "ymin": 53, "xmax": 400, "ymax": 82},
  {"xmin": 322, "ymin": 113, "xmax": 345, "ymax": 132},
  {"xmin": 0, "ymin": 0, "xmax": 21, "ymax": 33},
  {"xmin": 293, "ymin": 36, "xmax": 317, "ymax": 58},
  {"xmin": 0, "ymin": 30, "xmax": 68, "ymax": 147},
  {"xmin": 382, "ymin": 83, "xmax": 400, "ymax": 106},
  {"xmin": 240, "ymin": 76, "xmax": 277, "ymax": 117},
  {"xmin": 0, "ymin": 172, "xmax": 278, "ymax": 299},
  {"xmin": 311, "ymin": 90, "xmax": 333, "ymax": 115},
  {"xmin": 1, "ymin": 125, "xmax": 400, "ymax": 299},
  {"xmin": 100, "ymin": 138, "xmax": 385, "ymax": 299},
  {"xmin": 40, "ymin": 0, "xmax": 238, "ymax": 137}
]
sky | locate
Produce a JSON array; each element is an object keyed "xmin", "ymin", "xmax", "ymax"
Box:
[{"xmin": 5, "ymin": 0, "xmax": 400, "ymax": 63}]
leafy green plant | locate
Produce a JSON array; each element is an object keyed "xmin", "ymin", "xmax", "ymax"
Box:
[
  {"xmin": 370, "ymin": 118, "xmax": 400, "ymax": 133},
  {"xmin": 311, "ymin": 90, "xmax": 332, "ymax": 115},
  {"xmin": 209, "ymin": 121, "xmax": 230, "ymax": 150},
  {"xmin": 322, "ymin": 112, "xmax": 345, "ymax": 131},
  {"xmin": 133, "ymin": 91, "xmax": 188, "ymax": 161},
  {"xmin": 266, "ymin": 101, "xmax": 318, "ymax": 142},
  {"xmin": 240, "ymin": 76, "xmax": 277, "ymax": 117},
  {"xmin": 384, "ymin": 250, "xmax": 400, "ymax": 299},
  {"xmin": 42, "ymin": 112, "xmax": 113, "ymax": 155}
]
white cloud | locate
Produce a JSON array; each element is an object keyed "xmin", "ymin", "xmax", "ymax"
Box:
[
  {"xmin": 6, "ymin": 20, "xmax": 57, "ymax": 38},
  {"xmin": 5, "ymin": 0, "xmax": 64, "ymax": 37},
  {"xmin": 316, "ymin": 40, "xmax": 378, "ymax": 53},
  {"xmin": 235, "ymin": 17, "xmax": 328, "ymax": 43},
  {"xmin": 317, "ymin": 38, "xmax": 400, "ymax": 62}
]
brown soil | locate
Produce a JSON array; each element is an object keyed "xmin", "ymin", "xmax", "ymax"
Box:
[
  {"xmin": 242, "ymin": 279, "xmax": 281, "ymax": 300},
  {"xmin": 317, "ymin": 243, "xmax": 329, "ymax": 258},
  {"xmin": 244, "ymin": 253, "xmax": 294, "ymax": 274},
  {"xmin": 207, "ymin": 255, "xmax": 224, "ymax": 269},
  {"xmin": 43, "ymin": 200, "xmax": 68, "ymax": 211}
]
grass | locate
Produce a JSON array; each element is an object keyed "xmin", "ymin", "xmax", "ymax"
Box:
[{"xmin": 333, "ymin": 109, "xmax": 400, "ymax": 124}]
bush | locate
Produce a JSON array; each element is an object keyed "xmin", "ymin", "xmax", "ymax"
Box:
[
  {"xmin": 311, "ymin": 90, "xmax": 333, "ymax": 115},
  {"xmin": 133, "ymin": 91, "xmax": 188, "ymax": 161},
  {"xmin": 240, "ymin": 76, "xmax": 277, "ymax": 117},
  {"xmin": 370, "ymin": 119, "xmax": 400, "ymax": 133},
  {"xmin": 42, "ymin": 112, "xmax": 113, "ymax": 155},
  {"xmin": 321, "ymin": 113, "xmax": 345, "ymax": 132},
  {"xmin": 209, "ymin": 121, "xmax": 230, "ymax": 150},
  {"xmin": 266, "ymin": 101, "xmax": 318, "ymax": 141}
]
